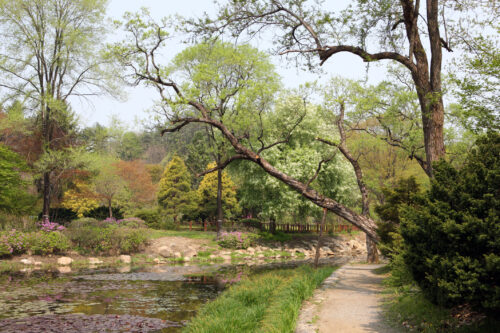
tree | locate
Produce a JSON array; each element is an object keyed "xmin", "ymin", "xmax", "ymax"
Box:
[
  {"xmin": 61, "ymin": 180, "xmax": 99, "ymax": 217},
  {"xmin": 92, "ymin": 163, "xmax": 128, "ymax": 219},
  {"xmin": 190, "ymin": 0, "xmax": 498, "ymax": 176},
  {"xmin": 157, "ymin": 155, "xmax": 196, "ymax": 223},
  {"xmin": 114, "ymin": 160, "xmax": 156, "ymax": 206},
  {"xmin": 0, "ymin": 0, "xmax": 115, "ymax": 221},
  {"xmin": 197, "ymin": 162, "xmax": 240, "ymax": 222},
  {"xmin": 0, "ymin": 144, "xmax": 36, "ymax": 215},
  {"xmin": 115, "ymin": 12, "xmax": 380, "ymax": 245},
  {"xmin": 400, "ymin": 132, "xmax": 499, "ymax": 309}
]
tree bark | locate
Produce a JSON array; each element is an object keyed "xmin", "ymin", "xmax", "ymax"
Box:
[
  {"xmin": 42, "ymin": 171, "xmax": 51, "ymax": 223},
  {"xmin": 270, "ymin": 216, "xmax": 276, "ymax": 234},
  {"xmin": 108, "ymin": 199, "xmax": 113, "ymax": 218},
  {"xmin": 314, "ymin": 208, "xmax": 328, "ymax": 268},
  {"xmin": 216, "ymin": 167, "xmax": 223, "ymax": 238}
]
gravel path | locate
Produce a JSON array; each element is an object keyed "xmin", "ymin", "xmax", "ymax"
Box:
[{"xmin": 296, "ymin": 264, "xmax": 400, "ymax": 333}]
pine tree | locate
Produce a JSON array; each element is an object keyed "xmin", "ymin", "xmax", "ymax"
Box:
[
  {"xmin": 196, "ymin": 162, "xmax": 240, "ymax": 221},
  {"xmin": 158, "ymin": 155, "xmax": 196, "ymax": 223}
]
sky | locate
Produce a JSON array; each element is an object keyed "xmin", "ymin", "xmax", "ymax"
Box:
[{"xmin": 71, "ymin": 0, "xmax": 389, "ymax": 130}]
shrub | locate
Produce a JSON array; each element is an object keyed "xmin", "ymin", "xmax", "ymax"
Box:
[
  {"xmin": 39, "ymin": 220, "xmax": 66, "ymax": 232},
  {"xmin": 134, "ymin": 208, "xmax": 162, "ymax": 229},
  {"xmin": 258, "ymin": 231, "xmax": 292, "ymax": 243},
  {"xmin": 84, "ymin": 206, "xmax": 124, "ymax": 220},
  {"xmin": 65, "ymin": 224, "xmax": 148, "ymax": 255},
  {"xmin": 25, "ymin": 231, "xmax": 70, "ymax": 255},
  {"xmin": 117, "ymin": 217, "xmax": 146, "ymax": 229},
  {"xmin": 68, "ymin": 217, "xmax": 100, "ymax": 229},
  {"xmin": 401, "ymin": 132, "xmax": 500, "ymax": 309},
  {"xmin": 37, "ymin": 208, "xmax": 78, "ymax": 225},
  {"xmin": 0, "ymin": 229, "xmax": 28, "ymax": 257},
  {"xmin": 240, "ymin": 218, "xmax": 262, "ymax": 230},
  {"xmin": 218, "ymin": 232, "xmax": 257, "ymax": 249}
]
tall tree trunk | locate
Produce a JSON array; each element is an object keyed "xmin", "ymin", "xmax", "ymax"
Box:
[
  {"xmin": 108, "ymin": 199, "xmax": 113, "ymax": 218},
  {"xmin": 216, "ymin": 167, "xmax": 223, "ymax": 238},
  {"xmin": 269, "ymin": 217, "xmax": 276, "ymax": 234},
  {"xmin": 314, "ymin": 208, "xmax": 328, "ymax": 268},
  {"xmin": 332, "ymin": 102, "xmax": 379, "ymax": 263},
  {"xmin": 42, "ymin": 171, "xmax": 51, "ymax": 222}
]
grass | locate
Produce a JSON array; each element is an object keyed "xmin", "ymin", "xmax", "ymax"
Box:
[
  {"xmin": 147, "ymin": 229, "xmax": 217, "ymax": 240},
  {"xmin": 183, "ymin": 265, "xmax": 336, "ymax": 333},
  {"xmin": 378, "ymin": 265, "xmax": 500, "ymax": 332}
]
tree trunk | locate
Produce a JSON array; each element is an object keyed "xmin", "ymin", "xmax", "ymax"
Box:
[
  {"xmin": 108, "ymin": 199, "xmax": 113, "ymax": 218},
  {"xmin": 269, "ymin": 216, "xmax": 276, "ymax": 234},
  {"xmin": 216, "ymin": 167, "xmax": 223, "ymax": 238},
  {"xmin": 314, "ymin": 208, "xmax": 328, "ymax": 268},
  {"xmin": 42, "ymin": 171, "xmax": 51, "ymax": 222}
]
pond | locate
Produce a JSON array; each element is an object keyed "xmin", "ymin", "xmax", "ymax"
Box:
[{"xmin": 0, "ymin": 258, "xmax": 347, "ymax": 332}]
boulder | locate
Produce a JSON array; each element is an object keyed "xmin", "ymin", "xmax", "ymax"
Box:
[
  {"xmin": 246, "ymin": 247, "xmax": 255, "ymax": 254},
  {"xmin": 183, "ymin": 249, "xmax": 197, "ymax": 258},
  {"xmin": 174, "ymin": 252, "xmax": 182, "ymax": 259},
  {"xmin": 158, "ymin": 246, "xmax": 174, "ymax": 258},
  {"xmin": 57, "ymin": 266, "xmax": 72, "ymax": 274},
  {"xmin": 57, "ymin": 257, "xmax": 73, "ymax": 266},
  {"xmin": 20, "ymin": 258, "xmax": 33, "ymax": 265},
  {"xmin": 119, "ymin": 255, "xmax": 131, "ymax": 264},
  {"xmin": 153, "ymin": 258, "xmax": 161, "ymax": 264},
  {"xmin": 221, "ymin": 255, "xmax": 232, "ymax": 261},
  {"xmin": 34, "ymin": 261, "xmax": 42, "ymax": 266},
  {"xmin": 88, "ymin": 257, "xmax": 103, "ymax": 265}
]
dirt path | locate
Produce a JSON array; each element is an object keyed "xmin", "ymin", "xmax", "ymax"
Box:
[{"xmin": 296, "ymin": 264, "xmax": 399, "ymax": 333}]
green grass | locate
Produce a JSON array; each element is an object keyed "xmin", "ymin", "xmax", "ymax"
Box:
[
  {"xmin": 147, "ymin": 229, "xmax": 217, "ymax": 240},
  {"xmin": 183, "ymin": 265, "xmax": 336, "ymax": 333},
  {"xmin": 380, "ymin": 265, "xmax": 500, "ymax": 332}
]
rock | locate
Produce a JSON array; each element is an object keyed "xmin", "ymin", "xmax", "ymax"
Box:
[
  {"xmin": 117, "ymin": 265, "xmax": 131, "ymax": 273},
  {"xmin": 158, "ymin": 246, "xmax": 174, "ymax": 258},
  {"xmin": 183, "ymin": 249, "xmax": 197, "ymax": 258},
  {"xmin": 20, "ymin": 258, "xmax": 33, "ymax": 265},
  {"xmin": 57, "ymin": 257, "xmax": 73, "ymax": 266},
  {"xmin": 183, "ymin": 256, "xmax": 191, "ymax": 261},
  {"xmin": 119, "ymin": 255, "xmax": 131, "ymax": 264},
  {"xmin": 221, "ymin": 255, "xmax": 231, "ymax": 261},
  {"xmin": 34, "ymin": 261, "xmax": 42, "ymax": 266},
  {"xmin": 174, "ymin": 252, "xmax": 182, "ymax": 258},
  {"xmin": 57, "ymin": 266, "xmax": 72, "ymax": 274},
  {"xmin": 209, "ymin": 254, "xmax": 217, "ymax": 259},
  {"xmin": 153, "ymin": 258, "xmax": 161, "ymax": 264},
  {"xmin": 257, "ymin": 254, "xmax": 265, "ymax": 259},
  {"xmin": 246, "ymin": 247, "xmax": 255, "ymax": 253},
  {"xmin": 88, "ymin": 257, "xmax": 103, "ymax": 265}
]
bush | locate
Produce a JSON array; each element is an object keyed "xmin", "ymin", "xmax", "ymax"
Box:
[
  {"xmin": 239, "ymin": 218, "xmax": 262, "ymax": 230},
  {"xmin": 134, "ymin": 208, "xmax": 162, "ymax": 229},
  {"xmin": 68, "ymin": 217, "xmax": 100, "ymax": 229},
  {"xmin": 258, "ymin": 231, "xmax": 292, "ymax": 243},
  {"xmin": 401, "ymin": 132, "xmax": 500, "ymax": 309},
  {"xmin": 218, "ymin": 232, "xmax": 257, "ymax": 249},
  {"xmin": 0, "ymin": 229, "xmax": 27, "ymax": 257},
  {"xmin": 37, "ymin": 208, "xmax": 78, "ymax": 225},
  {"xmin": 65, "ymin": 224, "xmax": 148, "ymax": 255},
  {"xmin": 25, "ymin": 231, "xmax": 70, "ymax": 255},
  {"xmin": 84, "ymin": 206, "xmax": 124, "ymax": 220},
  {"xmin": 117, "ymin": 217, "xmax": 146, "ymax": 229}
]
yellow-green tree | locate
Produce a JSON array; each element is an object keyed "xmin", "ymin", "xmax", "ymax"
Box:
[
  {"xmin": 196, "ymin": 162, "xmax": 240, "ymax": 221},
  {"xmin": 61, "ymin": 180, "xmax": 99, "ymax": 217},
  {"xmin": 158, "ymin": 155, "xmax": 196, "ymax": 223}
]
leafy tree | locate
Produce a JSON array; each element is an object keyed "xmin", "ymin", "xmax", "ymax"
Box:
[
  {"xmin": 114, "ymin": 160, "xmax": 156, "ymax": 206},
  {"xmin": 92, "ymin": 162, "xmax": 128, "ymax": 219},
  {"xmin": 197, "ymin": 162, "xmax": 240, "ymax": 221},
  {"xmin": 116, "ymin": 132, "xmax": 143, "ymax": 161},
  {"xmin": 190, "ymin": 0, "xmax": 498, "ymax": 176},
  {"xmin": 0, "ymin": 144, "xmax": 35, "ymax": 215},
  {"xmin": 157, "ymin": 155, "xmax": 196, "ymax": 223},
  {"xmin": 0, "ymin": 0, "xmax": 116, "ymax": 220},
  {"xmin": 400, "ymin": 132, "xmax": 500, "ymax": 309},
  {"xmin": 61, "ymin": 180, "xmax": 99, "ymax": 217}
]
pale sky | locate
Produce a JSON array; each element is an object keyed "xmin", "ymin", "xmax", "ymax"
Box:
[{"xmin": 72, "ymin": 0, "xmax": 388, "ymax": 129}]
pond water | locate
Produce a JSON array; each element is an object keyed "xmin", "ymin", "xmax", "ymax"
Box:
[{"xmin": 0, "ymin": 258, "xmax": 347, "ymax": 332}]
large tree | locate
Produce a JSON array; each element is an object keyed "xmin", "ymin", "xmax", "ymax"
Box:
[
  {"xmin": 189, "ymin": 0, "xmax": 498, "ymax": 177},
  {"xmin": 0, "ymin": 0, "xmax": 115, "ymax": 221}
]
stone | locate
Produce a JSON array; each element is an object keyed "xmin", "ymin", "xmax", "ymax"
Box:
[
  {"xmin": 183, "ymin": 249, "xmax": 197, "ymax": 258},
  {"xmin": 158, "ymin": 246, "xmax": 174, "ymax": 258},
  {"xmin": 57, "ymin": 257, "xmax": 73, "ymax": 266},
  {"xmin": 153, "ymin": 258, "xmax": 161, "ymax": 264},
  {"xmin": 257, "ymin": 254, "xmax": 265, "ymax": 259},
  {"xmin": 118, "ymin": 265, "xmax": 131, "ymax": 273},
  {"xmin": 88, "ymin": 257, "xmax": 103, "ymax": 265},
  {"xmin": 119, "ymin": 255, "xmax": 131, "ymax": 264},
  {"xmin": 246, "ymin": 247, "xmax": 255, "ymax": 253},
  {"xmin": 20, "ymin": 258, "xmax": 33, "ymax": 265},
  {"xmin": 221, "ymin": 255, "xmax": 231, "ymax": 261},
  {"xmin": 174, "ymin": 252, "xmax": 182, "ymax": 258},
  {"xmin": 57, "ymin": 266, "xmax": 72, "ymax": 274},
  {"xmin": 34, "ymin": 261, "xmax": 42, "ymax": 266}
]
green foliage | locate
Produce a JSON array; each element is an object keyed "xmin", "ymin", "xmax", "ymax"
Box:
[
  {"xmin": 84, "ymin": 206, "xmax": 124, "ymax": 220},
  {"xmin": 0, "ymin": 144, "xmax": 35, "ymax": 215},
  {"xmin": 183, "ymin": 265, "xmax": 335, "ymax": 333},
  {"xmin": 65, "ymin": 223, "xmax": 148, "ymax": 255},
  {"xmin": 239, "ymin": 218, "xmax": 262, "ymax": 231},
  {"xmin": 0, "ymin": 229, "xmax": 27, "ymax": 256},
  {"xmin": 196, "ymin": 163, "xmax": 241, "ymax": 220},
  {"xmin": 217, "ymin": 232, "xmax": 257, "ymax": 249},
  {"xmin": 25, "ymin": 231, "xmax": 70, "ymax": 255},
  {"xmin": 374, "ymin": 177, "xmax": 421, "ymax": 257},
  {"xmin": 258, "ymin": 231, "xmax": 292, "ymax": 243},
  {"xmin": 37, "ymin": 208, "xmax": 78, "ymax": 225},
  {"xmin": 158, "ymin": 155, "xmax": 197, "ymax": 222},
  {"xmin": 400, "ymin": 132, "xmax": 500, "ymax": 309}
]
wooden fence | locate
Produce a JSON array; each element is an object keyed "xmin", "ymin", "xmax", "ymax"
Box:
[{"xmin": 185, "ymin": 221, "xmax": 359, "ymax": 234}]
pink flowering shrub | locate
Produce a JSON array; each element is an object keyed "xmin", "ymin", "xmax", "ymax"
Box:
[
  {"xmin": 217, "ymin": 232, "xmax": 257, "ymax": 249},
  {"xmin": 0, "ymin": 229, "xmax": 69, "ymax": 257},
  {"xmin": 39, "ymin": 220, "xmax": 66, "ymax": 232},
  {"xmin": 0, "ymin": 230, "xmax": 27, "ymax": 256}
]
